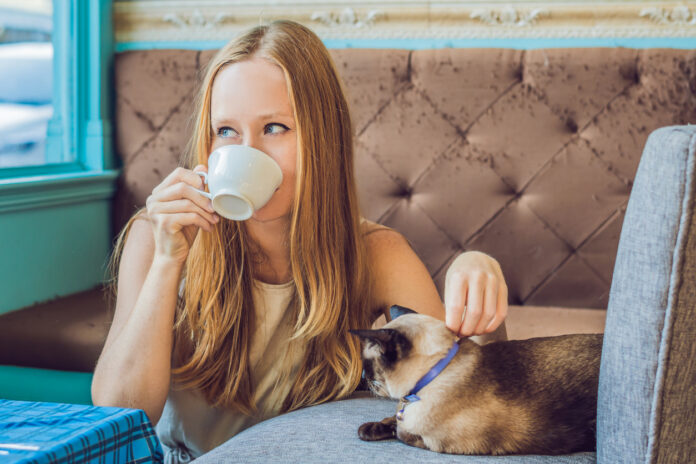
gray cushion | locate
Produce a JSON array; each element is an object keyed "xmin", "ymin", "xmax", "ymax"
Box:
[
  {"xmin": 597, "ymin": 125, "xmax": 696, "ymax": 463},
  {"xmin": 195, "ymin": 395, "xmax": 595, "ymax": 463}
]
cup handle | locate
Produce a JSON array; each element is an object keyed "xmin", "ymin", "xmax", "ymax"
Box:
[{"xmin": 193, "ymin": 171, "xmax": 212, "ymax": 200}]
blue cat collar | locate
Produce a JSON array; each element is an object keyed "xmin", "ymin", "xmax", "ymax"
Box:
[
  {"xmin": 396, "ymin": 340, "xmax": 459, "ymax": 421},
  {"xmin": 409, "ymin": 340, "xmax": 459, "ymax": 396}
]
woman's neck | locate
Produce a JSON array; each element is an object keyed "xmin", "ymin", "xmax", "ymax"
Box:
[{"xmin": 244, "ymin": 216, "xmax": 292, "ymax": 285}]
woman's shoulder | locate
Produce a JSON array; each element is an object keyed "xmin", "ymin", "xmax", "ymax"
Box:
[
  {"xmin": 360, "ymin": 218, "xmax": 408, "ymax": 252},
  {"xmin": 359, "ymin": 217, "xmax": 444, "ymax": 320},
  {"xmin": 360, "ymin": 218, "xmax": 395, "ymax": 238}
]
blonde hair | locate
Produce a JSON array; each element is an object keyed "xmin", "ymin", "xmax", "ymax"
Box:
[{"xmin": 107, "ymin": 20, "xmax": 372, "ymax": 414}]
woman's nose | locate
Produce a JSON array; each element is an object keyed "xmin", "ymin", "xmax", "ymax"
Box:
[{"xmin": 241, "ymin": 136, "xmax": 264, "ymax": 154}]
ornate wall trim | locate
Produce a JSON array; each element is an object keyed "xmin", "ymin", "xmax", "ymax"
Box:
[{"xmin": 114, "ymin": 1, "xmax": 696, "ymax": 44}]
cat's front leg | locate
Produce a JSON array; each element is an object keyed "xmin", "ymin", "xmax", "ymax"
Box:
[
  {"xmin": 358, "ymin": 416, "xmax": 396, "ymax": 441},
  {"xmin": 397, "ymin": 428, "xmax": 428, "ymax": 450}
]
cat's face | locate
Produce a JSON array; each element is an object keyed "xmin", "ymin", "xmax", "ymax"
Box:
[{"xmin": 350, "ymin": 314, "xmax": 458, "ymax": 399}]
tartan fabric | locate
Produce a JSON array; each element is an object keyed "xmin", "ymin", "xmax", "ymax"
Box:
[{"xmin": 0, "ymin": 399, "xmax": 163, "ymax": 463}]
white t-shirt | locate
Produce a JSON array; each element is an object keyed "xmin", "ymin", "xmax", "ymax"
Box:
[{"xmin": 156, "ymin": 278, "xmax": 300, "ymax": 463}]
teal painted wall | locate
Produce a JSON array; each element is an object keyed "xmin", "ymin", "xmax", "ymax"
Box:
[
  {"xmin": 0, "ymin": 366, "xmax": 92, "ymax": 405},
  {"xmin": 0, "ymin": 199, "xmax": 112, "ymax": 314}
]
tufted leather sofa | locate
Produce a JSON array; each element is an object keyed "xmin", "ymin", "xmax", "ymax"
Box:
[
  {"xmin": 114, "ymin": 47, "xmax": 696, "ymax": 309},
  {"xmin": 1, "ymin": 47, "xmax": 695, "ymax": 389}
]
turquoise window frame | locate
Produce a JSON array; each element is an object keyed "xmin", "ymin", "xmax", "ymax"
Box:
[{"xmin": 0, "ymin": 0, "xmax": 119, "ymax": 314}]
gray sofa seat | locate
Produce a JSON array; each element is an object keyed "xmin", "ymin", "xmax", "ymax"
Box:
[
  {"xmin": 195, "ymin": 126, "xmax": 696, "ymax": 463},
  {"xmin": 196, "ymin": 394, "xmax": 595, "ymax": 463}
]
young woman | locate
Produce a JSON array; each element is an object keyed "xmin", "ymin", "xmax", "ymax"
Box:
[{"xmin": 92, "ymin": 20, "xmax": 508, "ymax": 460}]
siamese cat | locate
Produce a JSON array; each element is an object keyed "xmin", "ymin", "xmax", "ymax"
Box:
[{"xmin": 350, "ymin": 311, "xmax": 602, "ymax": 455}]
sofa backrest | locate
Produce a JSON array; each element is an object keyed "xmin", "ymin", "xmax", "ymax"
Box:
[{"xmin": 113, "ymin": 48, "xmax": 696, "ymax": 309}]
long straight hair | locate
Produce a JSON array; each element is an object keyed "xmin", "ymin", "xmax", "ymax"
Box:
[{"xmin": 108, "ymin": 20, "xmax": 372, "ymax": 414}]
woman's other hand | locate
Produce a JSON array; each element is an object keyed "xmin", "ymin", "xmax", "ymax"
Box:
[
  {"xmin": 145, "ymin": 164, "xmax": 220, "ymax": 264},
  {"xmin": 444, "ymin": 251, "xmax": 508, "ymax": 337}
]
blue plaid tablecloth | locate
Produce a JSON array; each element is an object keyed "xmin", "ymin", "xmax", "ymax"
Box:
[{"xmin": 0, "ymin": 399, "xmax": 163, "ymax": 463}]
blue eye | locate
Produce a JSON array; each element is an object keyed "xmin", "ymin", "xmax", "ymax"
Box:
[
  {"xmin": 217, "ymin": 127, "xmax": 238, "ymax": 138},
  {"xmin": 265, "ymin": 123, "xmax": 289, "ymax": 135}
]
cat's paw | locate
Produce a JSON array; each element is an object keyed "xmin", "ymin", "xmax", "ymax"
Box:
[{"xmin": 358, "ymin": 419, "xmax": 396, "ymax": 441}]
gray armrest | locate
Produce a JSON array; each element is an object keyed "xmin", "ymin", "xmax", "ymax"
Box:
[{"xmin": 598, "ymin": 125, "xmax": 696, "ymax": 463}]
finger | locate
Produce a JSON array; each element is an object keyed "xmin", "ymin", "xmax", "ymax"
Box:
[
  {"xmin": 444, "ymin": 273, "xmax": 468, "ymax": 334},
  {"xmin": 485, "ymin": 284, "xmax": 509, "ymax": 333},
  {"xmin": 191, "ymin": 164, "xmax": 209, "ymax": 186},
  {"xmin": 159, "ymin": 212, "xmax": 214, "ymax": 234},
  {"xmin": 148, "ymin": 198, "xmax": 219, "ymax": 226},
  {"xmin": 474, "ymin": 279, "xmax": 498, "ymax": 335},
  {"xmin": 192, "ymin": 164, "xmax": 208, "ymax": 173},
  {"xmin": 153, "ymin": 166, "xmax": 207, "ymax": 195},
  {"xmin": 153, "ymin": 182, "xmax": 216, "ymax": 216},
  {"xmin": 459, "ymin": 274, "xmax": 484, "ymax": 337}
]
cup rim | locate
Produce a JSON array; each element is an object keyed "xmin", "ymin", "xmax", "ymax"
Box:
[
  {"xmin": 209, "ymin": 145, "xmax": 282, "ymax": 182},
  {"xmin": 212, "ymin": 189, "xmax": 254, "ymax": 221}
]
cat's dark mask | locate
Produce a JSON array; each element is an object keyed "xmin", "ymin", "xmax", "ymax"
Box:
[
  {"xmin": 349, "ymin": 328, "xmax": 413, "ymax": 368},
  {"xmin": 350, "ymin": 327, "xmax": 413, "ymax": 397},
  {"xmin": 350, "ymin": 305, "xmax": 416, "ymax": 370}
]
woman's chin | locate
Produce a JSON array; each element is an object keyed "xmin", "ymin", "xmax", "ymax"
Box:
[{"xmin": 248, "ymin": 206, "xmax": 291, "ymax": 224}]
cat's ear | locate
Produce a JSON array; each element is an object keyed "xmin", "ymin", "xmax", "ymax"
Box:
[
  {"xmin": 389, "ymin": 305, "xmax": 417, "ymax": 321},
  {"xmin": 349, "ymin": 329, "xmax": 400, "ymax": 352}
]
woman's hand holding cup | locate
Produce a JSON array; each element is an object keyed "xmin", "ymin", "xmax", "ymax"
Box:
[{"xmin": 145, "ymin": 164, "xmax": 220, "ymax": 264}]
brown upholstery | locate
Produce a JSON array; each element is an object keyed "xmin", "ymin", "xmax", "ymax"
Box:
[
  {"xmin": 0, "ymin": 298, "xmax": 599, "ymax": 372},
  {"xmin": 4, "ymin": 47, "xmax": 695, "ymax": 374},
  {"xmin": 114, "ymin": 48, "xmax": 696, "ymax": 309},
  {"xmin": 0, "ymin": 286, "xmax": 112, "ymax": 371}
]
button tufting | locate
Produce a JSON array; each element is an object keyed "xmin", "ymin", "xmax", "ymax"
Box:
[
  {"xmin": 566, "ymin": 118, "xmax": 579, "ymax": 133},
  {"xmin": 114, "ymin": 48, "xmax": 696, "ymax": 309},
  {"xmin": 619, "ymin": 62, "xmax": 639, "ymax": 84},
  {"xmin": 515, "ymin": 66, "xmax": 524, "ymax": 82}
]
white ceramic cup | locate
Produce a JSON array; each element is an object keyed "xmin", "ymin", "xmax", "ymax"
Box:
[{"xmin": 194, "ymin": 145, "xmax": 283, "ymax": 221}]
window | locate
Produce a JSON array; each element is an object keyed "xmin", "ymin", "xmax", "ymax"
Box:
[
  {"xmin": 0, "ymin": 0, "xmax": 119, "ymax": 315},
  {"xmin": 0, "ymin": 1, "xmax": 55, "ymax": 168}
]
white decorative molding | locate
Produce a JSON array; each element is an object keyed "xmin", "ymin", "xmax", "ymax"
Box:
[
  {"xmin": 162, "ymin": 9, "xmax": 234, "ymax": 30},
  {"xmin": 640, "ymin": 6, "xmax": 696, "ymax": 25},
  {"xmin": 113, "ymin": 1, "xmax": 696, "ymax": 44},
  {"xmin": 311, "ymin": 7, "xmax": 385, "ymax": 28},
  {"xmin": 470, "ymin": 7, "xmax": 550, "ymax": 27}
]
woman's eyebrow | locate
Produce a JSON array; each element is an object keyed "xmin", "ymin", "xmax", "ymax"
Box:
[
  {"xmin": 211, "ymin": 113, "xmax": 293, "ymax": 125},
  {"xmin": 258, "ymin": 112, "xmax": 293, "ymax": 120}
]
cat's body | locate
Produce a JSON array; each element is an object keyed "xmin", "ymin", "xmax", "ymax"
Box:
[{"xmin": 351, "ymin": 313, "xmax": 602, "ymax": 455}]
